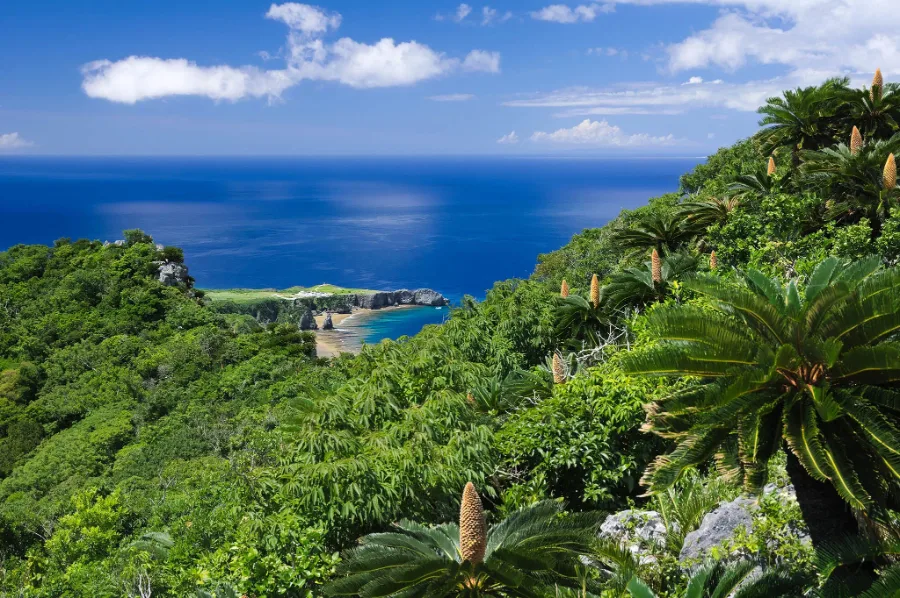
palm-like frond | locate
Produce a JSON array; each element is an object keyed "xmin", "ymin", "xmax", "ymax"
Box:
[
  {"xmin": 621, "ymin": 257, "xmax": 900, "ymax": 514},
  {"xmin": 602, "ymin": 253, "xmax": 698, "ymax": 310},
  {"xmin": 326, "ymin": 500, "xmax": 601, "ymax": 597},
  {"xmin": 677, "ymin": 196, "xmax": 742, "ymax": 228},
  {"xmin": 625, "ymin": 561, "xmax": 806, "ymax": 598},
  {"xmin": 610, "ymin": 212, "xmax": 701, "ymax": 255}
]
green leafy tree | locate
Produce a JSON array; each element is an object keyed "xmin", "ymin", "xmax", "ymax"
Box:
[{"xmin": 621, "ymin": 258, "xmax": 900, "ymax": 571}]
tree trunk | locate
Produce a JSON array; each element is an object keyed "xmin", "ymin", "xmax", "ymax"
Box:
[{"xmin": 784, "ymin": 449, "xmax": 876, "ymax": 590}]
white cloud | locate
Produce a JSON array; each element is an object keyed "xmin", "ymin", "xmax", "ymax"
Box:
[
  {"xmin": 531, "ymin": 3, "xmax": 614, "ymax": 23},
  {"xmin": 504, "ymin": 69, "xmax": 845, "ymax": 116},
  {"xmin": 602, "ymin": 0, "xmax": 900, "ymax": 77},
  {"xmin": 588, "ymin": 47, "xmax": 628, "ymax": 58},
  {"xmin": 462, "ymin": 50, "xmax": 501, "ymax": 73},
  {"xmin": 531, "ymin": 119, "xmax": 676, "ymax": 146},
  {"xmin": 497, "ymin": 131, "xmax": 519, "ymax": 144},
  {"xmin": 0, "ymin": 133, "xmax": 33, "ymax": 150},
  {"xmin": 265, "ymin": 3, "xmax": 340, "ymax": 35},
  {"xmin": 684, "ymin": 76, "xmax": 703, "ymax": 84},
  {"xmin": 482, "ymin": 6, "xmax": 497, "ymax": 24},
  {"xmin": 429, "ymin": 93, "xmax": 475, "ymax": 101},
  {"xmin": 83, "ymin": 3, "xmax": 501, "ymax": 103},
  {"xmin": 456, "ymin": 3, "xmax": 473, "ymax": 22}
]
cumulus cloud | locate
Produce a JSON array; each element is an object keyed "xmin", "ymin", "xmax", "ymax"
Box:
[
  {"xmin": 588, "ymin": 47, "xmax": 627, "ymax": 58},
  {"xmin": 482, "ymin": 6, "xmax": 513, "ymax": 25},
  {"xmin": 531, "ymin": 3, "xmax": 614, "ymax": 23},
  {"xmin": 82, "ymin": 2, "xmax": 501, "ymax": 103},
  {"xmin": 497, "ymin": 131, "xmax": 519, "ymax": 144},
  {"xmin": 462, "ymin": 50, "xmax": 501, "ymax": 73},
  {"xmin": 531, "ymin": 119, "xmax": 676, "ymax": 146},
  {"xmin": 604, "ymin": 0, "xmax": 900, "ymax": 76},
  {"xmin": 428, "ymin": 93, "xmax": 475, "ymax": 101},
  {"xmin": 0, "ymin": 133, "xmax": 33, "ymax": 150}
]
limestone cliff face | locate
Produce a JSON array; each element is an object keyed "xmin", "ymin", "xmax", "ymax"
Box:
[
  {"xmin": 351, "ymin": 289, "xmax": 448, "ymax": 309},
  {"xmin": 208, "ymin": 288, "xmax": 449, "ymax": 326}
]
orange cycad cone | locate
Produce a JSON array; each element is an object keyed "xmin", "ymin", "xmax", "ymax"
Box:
[
  {"xmin": 459, "ymin": 482, "xmax": 487, "ymax": 565},
  {"xmin": 560, "ymin": 279, "xmax": 570, "ymax": 298},
  {"xmin": 885, "ymin": 153, "xmax": 897, "ymax": 190},
  {"xmin": 651, "ymin": 249, "xmax": 662, "ymax": 284},
  {"xmin": 851, "ymin": 126, "xmax": 863, "ymax": 155},
  {"xmin": 767, "ymin": 156, "xmax": 776, "ymax": 176},
  {"xmin": 589, "ymin": 274, "xmax": 600, "ymax": 308}
]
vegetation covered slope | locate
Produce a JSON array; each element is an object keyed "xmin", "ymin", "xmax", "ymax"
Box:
[{"xmin": 2, "ymin": 72, "xmax": 900, "ymax": 597}]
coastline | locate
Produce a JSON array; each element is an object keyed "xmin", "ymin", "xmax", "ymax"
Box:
[{"xmin": 313, "ymin": 304, "xmax": 422, "ymax": 357}]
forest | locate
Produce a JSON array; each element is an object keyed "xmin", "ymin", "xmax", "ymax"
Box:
[{"xmin": 3, "ymin": 71, "xmax": 900, "ymax": 597}]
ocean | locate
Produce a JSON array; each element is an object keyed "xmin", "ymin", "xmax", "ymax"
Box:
[{"xmin": 0, "ymin": 156, "xmax": 700, "ymax": 342}]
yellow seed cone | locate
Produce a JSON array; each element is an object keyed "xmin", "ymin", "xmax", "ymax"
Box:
[
  {"xmin": 872, "ymin": 68, "xmax": 884, "ymax": 101},
  {"xmin": 885, "ymin": 153, "xmax": 897, "ymax": 190},
  {"xmin": 851, "ymin": 126, "xmax": 863, "ymax": 155},
  {"xmin": 560, "ymin": 279, "xmax": 570, "ymax": 298},
  {"xmin": 767, "ymin": 156, "xmax": 776, "ymax": 176},
  {"xmin": 459, "ymin": 483, "xmax": 487, "ymax": 564},
  {"xmin": 710, "ymin": 250, "xmax": 718, "ymax": 271},
  {"xmin": 651, "ymin": 249, "xmax": 662, "ymax": 283},
  {"xmin": 552, "ymin": 353, "xmax": 565, "ymax": 384},
  {"xmin": 589, "ymin": 274, "xmax": 600, "ymax": 308}
]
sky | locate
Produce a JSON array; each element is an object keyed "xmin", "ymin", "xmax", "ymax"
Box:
[{"xmin": 1, "ymin": 0, "xmax": 898, "ymax": 156}]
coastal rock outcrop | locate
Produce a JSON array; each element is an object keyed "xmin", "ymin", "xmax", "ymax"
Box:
[
  {"xmin": 323, "ymin": 313, "xmax": 334, "ymax": 330},
  {"xmin": 158, "ymin": 262, "xmax": 190, "ymax": 287},
  {"xmin": 299, "ymin": 309, "xmax": 318, "ymax": 331},
  {"xmin": 412, "ymin": 288, "xmax": 446, "ymax": 306},
  {"xmin": 350, "ymin": 289, "xmax": 449, "ymax": 309}
]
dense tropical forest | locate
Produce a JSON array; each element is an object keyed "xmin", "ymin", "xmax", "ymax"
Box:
[{"xmin": 3, "ymin": 71, "xmax": 900, "ymax": 597}]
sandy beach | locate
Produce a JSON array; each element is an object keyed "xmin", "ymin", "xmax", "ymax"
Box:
[{"xmin": 313, "ymin": 305, "xmax": 422, "ymax": 358}]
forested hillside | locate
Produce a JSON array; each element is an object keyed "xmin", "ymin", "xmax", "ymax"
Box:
[{"xmin": 3, "ymin": 73, "xmax": 900, "ymax": 597}]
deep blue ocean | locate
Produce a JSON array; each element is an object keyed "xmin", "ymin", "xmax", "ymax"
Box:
[{"xmin": 0, "ymin": 157, "xmax": 700, "ymax": 342}]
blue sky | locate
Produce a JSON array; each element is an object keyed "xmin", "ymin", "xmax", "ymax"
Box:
[{"xmin": 1, "ymin": 0, "xmax": 896, "ymax": 155}]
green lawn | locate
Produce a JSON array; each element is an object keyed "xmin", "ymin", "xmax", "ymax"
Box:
[{"xmin": 202, "ymin": 284, "xmax": 382, "ymax": 303}]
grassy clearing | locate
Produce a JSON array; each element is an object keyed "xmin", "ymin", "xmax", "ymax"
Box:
[{"xmin": 202, "ymin": 284, "xmax": 382, "ymax": 303}]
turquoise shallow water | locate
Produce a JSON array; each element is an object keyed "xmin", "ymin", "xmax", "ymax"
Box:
[{"xmin": 357, "ymin": 305, "xmax": 451, "ymax": 345}]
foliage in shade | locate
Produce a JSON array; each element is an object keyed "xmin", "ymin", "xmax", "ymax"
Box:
[
  {"xmin": 459, "ymin": 483, "xmax": 487, "ymax": 565},
  {"xmin": 625, "ymin": 560, "xmax": 804, "ymax": 598},
  {"xmin": 590, "ymin": 274, "xmax": 600, "ymax": 308},
  {"xmin": 560, "ymin": 279, "xmax": 570, "ymax": 298},
  {"xmin": 851, "ymin": 126, "xmax": 863, "ymax": 155}
]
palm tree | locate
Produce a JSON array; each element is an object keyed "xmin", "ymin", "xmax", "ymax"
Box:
[
  {"xmin": 726, "ymin": 162, "xmax": 782, "ymax": 201},
  {"xmin": 676, "ymin": 196, "xmax": 741, "ymax": 229},
  {"xmin": 800, "ymin": 135, "xmax": 900, "ymax": 236},
  {"xmin": 837, "ymin": 82, "xmax": 900, "ymax": 141},
  {"xmin": 556, "ymin": 294, "xmax": 607, "ymax": 347},
  {"xmin": 325, "ymin": 484, "xmax": 601, "ymax": 597},
  {"xmin": 620, "ymin": 258, "xmax": 900, "ymax": 567},
  {"xmin": 602, "ymin": 253, "xmax": 697, "ymax": 309},
  {"xmin": 757, "ymin": 79, "xmax": 847, "ymax": 166},
  {"xmin": 625, "ymin": 561, "xmax": 804, "ymax": 598},
  {"xmin": 611, "ymin": 212, "xmax": 700, "ymax": 256}
]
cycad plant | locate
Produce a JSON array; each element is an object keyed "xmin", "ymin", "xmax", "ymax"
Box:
[
  {"xmin": 324, "ymin": 484, "xmax": 601, "ymax": 597},
  {"xmin": 727, "ymin": 162, "xmax": 782, "ymax": 201},
  {"xmin": 800, "ymin": 135, "xmax": 900, "ymax": 235},
  {"xmin": 602, "ymin": 253, "xmax": 697, "ymax": 310},
  {"xmin": 676, "ymin": 197, "xmax": 741, "ymax": 229},
  {"xmin": 838, "ymin": 79, "xmax": 900, "ymax": 140},
  {"xmin": 621, "ymin": 258, "xmax": 900, "ymax": 557},
  {"xmin": 626, "ymin": 561, "xmax": 804, "ymax": 598},
  {"xmin": 756, "ymin": 79, "xmax": 847, "ymax": 165},
  {"xmin": 611, "ymin": 212, "xmax": 700, "ymax": 256}
]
